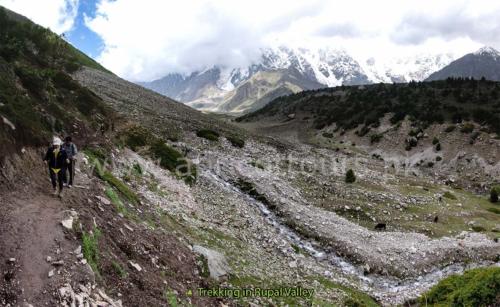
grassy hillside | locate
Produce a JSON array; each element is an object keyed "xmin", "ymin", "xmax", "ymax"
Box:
[
  {"xmin": 238, "ymin": 79, "xmax": 500, "ymax": 135},
  {"xmin": 0, "ymin": 6, "xmax": 113, "ymax": 158},
  {"xmin": 418, "ymin": 266, "xmax": 500, "ymax": 306}
]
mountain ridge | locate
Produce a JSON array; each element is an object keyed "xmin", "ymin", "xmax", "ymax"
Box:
[
  {"xmin": 426, "ymin": 46, "xmax": 500, "ymax": 81},
  {"xmin": 139, "ymin": 47, "xmax": 457, "ymax": 114}
]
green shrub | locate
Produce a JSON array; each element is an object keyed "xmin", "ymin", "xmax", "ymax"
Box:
[
  {"xmin": 490, "ymin": 187, "xmax": 499, "ymax": 203},
  {"xmin": 83, "ymin": 147, "xmax": 109, "ymax": 165},
  {"xmin": 443, "ymin": 191, "xmax": 457, "ymax": 200},
  {"xmin": 357, "ymin": 125, "xmax": 370, "ymax": 137},
  {"xmin": 322, "ymin": 132, "xmax": 334, "ymax": 138},
  {"xmin": 166, "ymin": 134, "xmax": 179, "ymax": 142},
  {"xmin": 432, "ymin": 137, "xmax": 439, "ymax": 145},
  {"xmin": 435, "ymin": 143, "xmax": 442, "ymax": 151},
  {"xmin": 236, "ymin": 179, "xmax": 273, "ymax": 208},
  {"xmin": 370, "ymin": 133, "xmax": 383, "ymax": 144},
  {"xmin": 101, "ymin": 171, "xmax": 140, "ymax": 205},
  {"xmin": 74, "ymin": 86, "xmax": 108, "ymax": 117},
  {"xmin": 444, "ymin": 125, "xmax": 456, "ymax": 133},
  {"xmin": 436, "ymin": 156, "xmax": 442, "ymax": 161},
  {"xmin": 121, "ymin": 126, "xmax": 153, "ymax": 151},
  {"xmin": 151, "ymin": 140, "xmax": 183, "ymax": 171},
  {"xmin": 420, "ymin": 267, "xmax": 500, "ymax": 306},
  {"xmin": 487, "ymin": 207, "xmax": 500, "ymax": 214},
  {"xmin": 105, "ymin": 187, "xmax": 128, "ymax": 216},
  {"xmin": 460, "ymin": 122, "xmax": 475, "ymax": 133},
  {"xmin": 249, "ymin": 160, "xmax": 265, "ymax": 170},
  {"xmin": 151, "ymin": 140, "xmax": 196, "ymax": 184},
  {"xmin": 64, "ymin": 60, "xmax": 80, "ymax": 73},
  {"xmin": 82, "ymin": 227, "xmax": 101, "ymax": 274},
  {"xmin": 119, "ymin": 126, "xmax": 196, "ymax": 184},
  {"xmin": 345, "ymin": 169, "xmax": 356, "ymax": 183},
  {"xmin": 471, "ymin": 225, "xmax": 486, "ymax": 232},
  {"xmin": 52, "ymin": 71, "xmax": 79, "ymax": 91},
  {"xmin": 86, "ymin": 150, "xmax": 139, "ymax": 205},
  {"xmin": 15, "ymin": 65, "xmax": 46, "ymax": 98},
  {"xmin": 132, "ymin": 163, "xmax": 143, "ymax": 175},
  {"xmin": 164, "ymin": 288, "xmax": 178, "ymax": 307},
  {"xmin": 196, "ymin": 129, "xmax": 219, "ymax": 141},
  {"xmin": 226, "ymin": 135, "xmax": 245, "ymax": 148},
  {"xmin": 112, "ymin": 261, "xmax": 127, "ymax": 278}
]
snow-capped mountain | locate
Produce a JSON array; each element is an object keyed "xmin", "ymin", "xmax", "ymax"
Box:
[
  {"xmin": 426, "ymin": 46, "xmax": 500, "ymax": 81},
  {"xmin": 139, "ymin": 46, "xmax": 458, "ymax": 114},
  {"xmin": 362, "ymin": 53, "xmax": 455, "ymax": 83}
]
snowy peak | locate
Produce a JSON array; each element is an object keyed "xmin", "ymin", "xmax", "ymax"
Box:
[
  {"xmin": 139, "ymin": 46, "xmax": 460, "ymax": 114},
  {"xmin": 259, "ymin": 46, "xmax": 368, "ymax": 86},
  {"xmin": 426, "ymin": 46, "xmax": 500, "ymax": 81},
  {"xmin": 361, "ymin": 53, "xmax": 455, "ymax": 83},
  {"xmin": 474, "ymin": 46, "xmax": 500, "ymax": 59}
]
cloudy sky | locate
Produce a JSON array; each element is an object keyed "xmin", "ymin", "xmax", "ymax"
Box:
[{"xmin": 1, "ymin": 0, "xmax": 499, "ymax": 81}]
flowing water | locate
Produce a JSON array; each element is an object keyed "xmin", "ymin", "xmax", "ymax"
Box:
[{"xmin": 203, "ymin": 169, "xmax": 497, "ymax": 304}]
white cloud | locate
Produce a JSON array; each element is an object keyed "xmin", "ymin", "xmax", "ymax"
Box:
[
  {"xmin": 0, "ymin": 0, "xmax": 79, "ymax": 34},
  {"xmin": 85, "ymin": 0, "xmax": 500, "ymax": 81}
]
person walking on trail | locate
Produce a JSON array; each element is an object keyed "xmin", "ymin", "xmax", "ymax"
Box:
[
  {"xmin": 62, "ymin": 136, "xmax": 77, "ymax": 187},
  {"xmin": 43, "ymin": 137, "xmax": 69, "ymax": 198}
]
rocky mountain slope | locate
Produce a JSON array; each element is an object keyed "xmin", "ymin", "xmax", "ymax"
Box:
[
  {"xmin": 75, "ymin": 66, "xmax": 500, "ymax": 305},
  {"xmin": 140, "ymin": 47, "xmax": 456, "ymax": 114},
  {"xmin": 1, "ymin": 6, "xmax": 499, "ymax": 307},
  {"xmin": 426, "ymin": 46, "xmax": 500, "ymax": 81}
]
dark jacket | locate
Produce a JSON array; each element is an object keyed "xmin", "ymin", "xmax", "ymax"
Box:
[
  {"xmin": 44, "ymin": 146, "xmax": 68, "ymax": 169},
  {"xmin": 62, "ymin": 142, "xmax": 78, "ymax": 159}
]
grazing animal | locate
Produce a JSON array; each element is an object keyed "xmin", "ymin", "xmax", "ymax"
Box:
[
  {"xmin": 374, "ymin": 223, "xmax": 386, "ymax": 231},
  {"xmin": 433, "ymin": 216, "xmax": 439, "ymax": 223}
]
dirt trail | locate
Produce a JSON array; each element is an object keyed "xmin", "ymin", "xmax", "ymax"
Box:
[
  {"xmin": 10, "ymin": 194, "xmax": 70, "ymax": 301},
  {"xmin": 0, "ymin": 150, "xmax": 83, "ymax": 306},
  {"xmin": 1, "ymin": 150, "xmax": 224, "ymax": 307},
  {"xmin": 0, "ymin": 186, "xmax": 77, "ymax": 305}
]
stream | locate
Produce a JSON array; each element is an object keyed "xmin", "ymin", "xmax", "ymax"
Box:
[{"xmin": 203, "ymin": 169, "xmax": 497, "ymax": 304}]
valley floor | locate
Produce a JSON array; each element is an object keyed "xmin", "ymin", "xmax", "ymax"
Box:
[{"xmin": 2, "ymin": 67, "xmax": 498, "ymax": 307}]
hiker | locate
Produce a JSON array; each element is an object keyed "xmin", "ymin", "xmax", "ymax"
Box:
[
  {"xmin": 43, "ymin": 137, "xmax": 69, "ymax": 197},
  {"xmin": 62, "ymin": 136, "xmax": 78, "ymax": 187}
]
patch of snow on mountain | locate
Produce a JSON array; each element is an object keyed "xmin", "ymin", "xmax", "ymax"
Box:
[
  {"xmin": 474, "ymin": 46, "xmax": 500, "ymax": 60},
  {"xmin": 360, "ymin": 53, "xmax": 456, "ymax": 83}
]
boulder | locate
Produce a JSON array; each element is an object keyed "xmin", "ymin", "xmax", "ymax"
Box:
[{"xmin": 192, "ymin": 245, "xmax": 230, "ymax": 280}]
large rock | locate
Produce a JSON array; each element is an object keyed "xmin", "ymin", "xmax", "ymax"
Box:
[{"xmin": 192, "ymin": 245, "xmax": 230, "ymax": 280}]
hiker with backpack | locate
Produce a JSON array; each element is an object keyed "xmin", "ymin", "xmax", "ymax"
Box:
[
  {"xmin": 43, "ymin": 137, "xmax": 69, "ymax": 197},
  {"xmin": 62, "ymin": 136, "xmax": 78, "ymax": 187}
]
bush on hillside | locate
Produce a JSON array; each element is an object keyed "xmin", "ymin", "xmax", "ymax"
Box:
[
  {"xmin": 345, "ymin": 169, "xmax": 356, "ymax": 183},
  {"xmin": 490, "ymin": 186, "xmax": 499, "ymax": 203},
  {"xmin": 14, "ymin": 65, "xmax": 46, "ymax": 98},
  {"xmin": 444, "ymin": 125, "xmax": 456, "ymax": 133},
  {"xmin": 119, "ymin": 126, "xmax": 196, "ymax": 184},
  {"xmin": 196, "ymin": 129, "xmax": 220, "ymax": 141},
  {"xmin": 370, "ymin": 133, "xmax": 383, "ymax": 144},
  {"xmin": 460, "ymin": 122, "xmax": 475, "ymax": 133},
  {"xmin": 443, "ymin": 191, "xmax": 457, "ymax": 200},
  {"xmin": 226, "ymin": 135, "xmax": 245, "ymax": 148},
  {"xmin": 322, "ymin": 132, "xmax": 334, "ymax": 138},
  {"xmin": 121, "ymin": 126, "xmax": 153, "ymax": 151},
  {"xmin": 419, "ymin": 267, "xmax": 500, "ymax": 306},
  {"xmin": 151, "ymin": 140, "xmax": 197, "ymax": 185}
]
